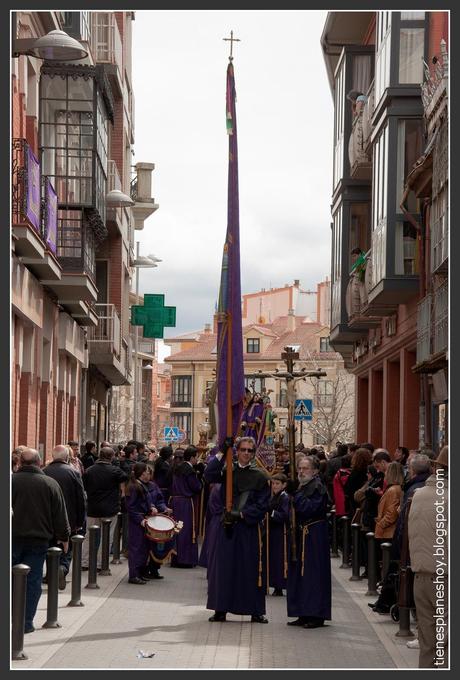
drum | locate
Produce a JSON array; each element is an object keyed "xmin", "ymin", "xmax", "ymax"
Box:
[{"xmin": 145, "ymin": 514, "xmax": 183, "ymax": 543}]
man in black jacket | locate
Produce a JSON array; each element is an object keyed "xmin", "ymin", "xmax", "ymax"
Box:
[
  {"xmin": 12, "ymin": 448, "xmax": 70, "ymax": 633},
  {"xmin": 81, "ymin": 447, "xmax": 128, "ymax": 569},
  {"xmin": 44, "ymin": 445, "xmax": 86, "ymax": 589}
]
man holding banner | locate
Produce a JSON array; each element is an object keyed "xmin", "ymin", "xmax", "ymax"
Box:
[
  {"xmin": 204, "ymin": 436, "xmax": 270, "ymax": 623},
  {"xmin": 204, "ymin": 49, "xmax": 271, "ymax": 623}
]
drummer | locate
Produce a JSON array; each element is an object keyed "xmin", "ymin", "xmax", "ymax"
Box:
[
  {"xmin": 143, "ymin": 466, "xmax": 175, "ymax": 579},
  {"xmin": 125, "ymin": 463, "xmax": 171, "ymax": 584}
]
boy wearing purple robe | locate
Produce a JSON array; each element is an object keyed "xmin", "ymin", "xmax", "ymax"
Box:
[
  {"xmin": 286, "ymin": 456, "xmax": 332, "ymax": 628},
  {"xmin": 268, "ymin": 473, "xmax": 290, "ymax": 596},
  {"xmin": 143, "ymin": 470, "xmax": 173, "ymax": 579},
  {"xmin": 170, "ymin": 446, "xmax": 202, "ymax": 567},
  {"xmin": 204, "ymin": 436, "xmax": 271, "ymax": 623},
  {"xmin": 125, "ymin": 463, "xmax": 160, "ymax": 584}
]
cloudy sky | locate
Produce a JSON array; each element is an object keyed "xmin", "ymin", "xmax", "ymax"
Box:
[{"xmin": 132, "ymin": 10, "xmax": 333, "ymax": 344}]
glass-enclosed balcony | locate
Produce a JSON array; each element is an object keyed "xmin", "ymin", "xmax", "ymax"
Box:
[{"xmin": 332, "ymin": 46, "xmax": 374, "ymax": 195}]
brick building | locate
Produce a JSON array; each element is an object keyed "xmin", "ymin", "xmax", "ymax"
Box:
[
  {"xmin": 320, "ymin": 11, "xmax": 448, "ymax": 452},
  {"xmin": 11, "ymin": 11, "xmax": 158, "ymax": 458}
]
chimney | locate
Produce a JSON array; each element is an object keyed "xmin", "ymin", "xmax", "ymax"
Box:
[
  {"xmin": 213, "ymin": 312, "xmax": 219, "ymax": 334},
  {"xmin": 287, "ymin": 308, "xmax": 296, "ymax": 332},
  {"xmin": 294, "ymin": 279, "xmax": 300, "ymax": 287},
  {"xmin": 204, "ymin": 323, "xmax": 211, "ymax": 334}
]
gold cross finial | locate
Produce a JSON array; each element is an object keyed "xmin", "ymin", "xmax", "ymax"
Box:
[{"xmin": 223, "ymin": 30, "xmax": 240, "ymax": 61}]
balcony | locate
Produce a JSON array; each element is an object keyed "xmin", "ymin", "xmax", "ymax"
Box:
[
  {"xmin": 42, "ymin": 214, "xmax": 98, "ymax": 308},
  {"xmin": 12, "ymin": 140, "xmax": 63, "ymax": 281},
  {"xmin": 363, "ymin": 229, "xmax": 419, "ymax": 317},
  {"xmin": 431, "ymin": 210, "xmax": 448, "ymax": 275},
  {"xmin": 348, "ymin": 84, "xmax": 374, "ymax": 180},
  {"xmin": 58, "ymin": 312, "xmax": 87, "ymax": 364},
  {"xmin": 345, "ymin": 272, "xmax": 381, "ymax": 329},
  {"xmin": 416, "ymin": 294, "xmax": 431, "ymax": 364},
  {"xmin": 414, "ymin": 281, "xmax": 448, "ymax": 373},
  {"xmin": 87, "ymin": 303, "xmax": 130, "ymax": 385},
  {"xmin": 130, "ymin": 163, "xmax": 159, "ymax": 230},
  {"xmin": 433, "ymin": 281, "xmax": 448, "ymax": 356},
  {"xmin": 91, "ymin": 13, "xmax": 123, "ymax": 97}
]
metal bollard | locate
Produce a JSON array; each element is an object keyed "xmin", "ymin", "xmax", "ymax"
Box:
[
  {"xmin": 340, "ymin": 516, "xmax": 351, "ymax": 568},
  {"xmin": 67, "ymin": 535, "xmax": 84, "ymax": 607},
  {"xmin": 42, "ymin": 546, "xmax": 62, "ymax": 628},
  {"xmin": 381, "ymin": 542, "xmax": 392, "ymax": 582},
  {"xmin": 85, "ymin": 525, "xmax": 100, "ymax": 590},
  {"xmin": 349, "ymin": 523, "xmax": 361, "ymax": 581},
  {"xmin": 100, "ymin": 518, "xmax": 112, "ymax": 575},
  {"xmin": 121, "ymin": 512, "xmax": 129, "ymax": 555},
  {"xmin": 12, "ymin": 564, "xmax": 31, "ymax": 660},
  {"xmin": 111, "ymin": 513, "xmax": 122, "ymax": 564},
  {"xmin": 330, "ymin": 510, "xmax": 339, "ymax": 558},
  {"xmin": 365, "ymin": 532, "xmax": 378, "ymax": 596},
  {"xmin": 395, "ymin": 606, "xmax": 415, "ymax": 638}
]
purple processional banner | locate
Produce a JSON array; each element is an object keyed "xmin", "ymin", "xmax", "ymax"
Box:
[
  {"xmin": 26, "ymin": 146, "xmax": 41, "ymax": 233},
  {"xmin": 45, "ymin": 179, "xmax": 58, "ymax": 254}
]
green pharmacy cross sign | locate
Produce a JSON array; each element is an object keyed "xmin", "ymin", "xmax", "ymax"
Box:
[{"xmin": 131, "ymin": 294, "xmax": 176, "ymax": 339}]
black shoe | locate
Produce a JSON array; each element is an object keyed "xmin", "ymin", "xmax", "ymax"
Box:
[
  {"xmin": 81, "ymin": 566, "xmax": 89, "ymax": 571},
  {"xmin": 287, "ymin": 618, "xmax": 306, "ymax": 626},
  {"xmin": 209, "ymin": 612, "xmax": 226, "ymax": 622},
  {"xmin": 58, "ymin": 566, "xmax": 67, "ymax": 590},
  {"xmin": 151, "ymin": 572, "xmax": 164, "ymax": 579},
  {"xmin": 251, "ymin": 615, "xmax": 269, "ymax": 624},
  {"xmin": 373, "ymin": 605, "xmax": 390, "ymax": 615},
  {"xmin": 361, "ymin": 570, "xmax": 368, "ymax": 578},
  {"xmin": 303, "ymin": 619, "xmax": 325, "ymax": 629},
  {"xmin": 272, "ymin": 588, "xmax": 284, "ymax": 596},
  {"xmin": 24, "ymin": 625, "xmax": 35, "ymax": 634},
  {"xmin": 128, "ymin": 577, "xmax": 147, "ymax": 585},
  {"xmin": 368, "ymin": 601, "xmax": 378, "ymax": 608}
]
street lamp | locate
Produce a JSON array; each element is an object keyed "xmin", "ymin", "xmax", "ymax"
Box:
[
  {"xmin": 13, "ymin": 29, "xmax": 88, "ymax": 61},
  {"xmin": 132, "ymin": 243, "xmax": 159, "ymax": 440},
  {"xmin": 106, "ymin": 189, "xmax": 135, "ymax": 208}
]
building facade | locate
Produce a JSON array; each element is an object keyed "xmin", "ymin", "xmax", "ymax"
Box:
[
  {"xmin": 165, "ymin": 313, "xmax": 354, "ymax": 449},
  {"xmin": 12, "ymin": 11, "xmax": 158, "ymax": 458},
  {"xmin": 321, "ymin": 11, "xmax": 448, "ymax": 452}
]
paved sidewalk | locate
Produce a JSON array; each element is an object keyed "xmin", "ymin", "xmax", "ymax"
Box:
[{"xmin": 12, "ymin": 552, "xmax": 419, "ymax": 669}]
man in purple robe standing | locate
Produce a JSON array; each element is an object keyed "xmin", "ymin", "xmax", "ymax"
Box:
[
  {"xmin": 170, "ymin": 446, "xmax": 202, "ymax": 567},
  {"xmin": 286, "ymin": 456, "xmax": 332, "ymax": 628},
  {"xmin": 204, "ymin": 436, "xmax": 271, "ymax": 623}
]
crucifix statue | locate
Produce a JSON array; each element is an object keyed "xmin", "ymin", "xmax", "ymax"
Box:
[{"xmin": 223, "ymin": 30, "xmax": 241, "ymax": 61}]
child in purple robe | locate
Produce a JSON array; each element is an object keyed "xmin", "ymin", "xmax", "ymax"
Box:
[{"xmin": 268, "ymin": 473, "xmax": 290, "ymax": 596}]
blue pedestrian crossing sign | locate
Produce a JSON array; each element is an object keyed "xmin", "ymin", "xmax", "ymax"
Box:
[
  {"xmin": 163, "ymin": 426, "xmax": 180, "ymax": 441},
  {"xmin": 294, "ymin": 399, "xmax": 313, "ymax": 421}
]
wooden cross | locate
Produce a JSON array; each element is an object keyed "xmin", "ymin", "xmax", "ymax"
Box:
[{"xmin": 223, "ymin": 30, "xmax": 240, "ymax": 61}]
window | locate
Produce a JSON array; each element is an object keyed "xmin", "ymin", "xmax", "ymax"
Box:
[
  {"xmin": 245, "ymin": 377, "xmax": 265, "ymax": 394},
  {"xmin": 40, "ymin": 70, "xmax": 108, "ymax": 222},
  {"xmin": 333, "ymin": 58, "xmax": 346, "ymax": 190},
  {"xmin": 331, "ymin": 206, "xmax": 343, "ymax": 328},
  {"xmin": 171, "ymin": 376, "xmax": 192, "ymax": 406},
  {"xmin": 278, "ymin": 387, "xmax": 288, "ymax": 408},
  {"xmin": 320, "ymin": 336, "xmax": 331, "ymax": 352},
  {"xmin": 396, "ymin": 120, "xmax": 423, "ymax": 212},
  {"xmin": 171, "ymin": 413, "xmax": 191, "ymax": 442},
  {"xmin": 246, "ymin": 338, "xmax": 260, "ymax": 353},
  {"xmin": 316, "ymin": 381, "xmax": 334, "ymax": 408},
  {"xmin": 395, "ymin": 221, "xmax": 419, "ymax": 275},
  {"xmin": 375, "ymin": 12, "xmax": 392, "ymax": 104}
]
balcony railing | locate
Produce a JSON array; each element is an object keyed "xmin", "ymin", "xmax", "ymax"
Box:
[
  {"xmin": 12, "ymin": 138, "xmax": 41, "ymax": 234},
  {"xmin": 91, "ymin": 13, "xmax": 122, "ymax": 78},
  {"xmin": 416, "ymin": 294, "xmax": 431, "ymax": 364},
  {"xmin": 433, "ymin": 281, "xmax": 448, "ymax": 355},
  {"xmin": 87, "ymin": 303, "xmax": 121, "ymax": 358}
]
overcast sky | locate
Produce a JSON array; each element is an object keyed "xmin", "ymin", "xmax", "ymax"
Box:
[{"xmin": 132, "ymin": 10, "xmax": 333, "ymax": 345}]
